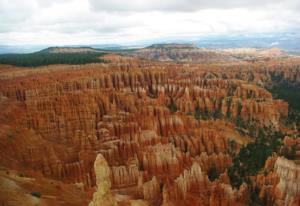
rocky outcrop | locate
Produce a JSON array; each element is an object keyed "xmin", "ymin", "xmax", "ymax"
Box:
[
  {"xmin": 274, "ymin": 157, "xmax": 300, "ymax": 206},
  {"xmin": 161, "ymin": 162, "xmax": 248, "ymax": 206},
  {"xmin": 89, "ymin": 154, "xmax": 117, "ymax": 206}
]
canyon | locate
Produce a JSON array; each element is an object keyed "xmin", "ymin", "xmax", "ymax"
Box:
[{"xmin": 0, "ymin": 47, "xmax": 299, "ymax": 206}]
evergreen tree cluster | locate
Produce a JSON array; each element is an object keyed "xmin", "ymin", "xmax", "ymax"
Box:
[
  {"xmin": 0, "ymin": 52, "xmax": 106, "ymax": 67},
  {"xmin": 268, "ymin": 81, "xmax": 300, "ymax": 134},
  {"xmin": 228, "ymin": 127, "xmax": 284, "ymax": 188}
]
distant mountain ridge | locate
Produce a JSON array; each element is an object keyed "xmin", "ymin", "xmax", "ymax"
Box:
[
  {"xmin": 223, "ymin": 47, "xmax": 286, "ymax": 60},
  {"xmin": 0, "ymin": 43, "xmax": 290, "ymax": 67},
  {"xmin": 1, "ymin": 32, "xmax": 299, "ymax": 54}
]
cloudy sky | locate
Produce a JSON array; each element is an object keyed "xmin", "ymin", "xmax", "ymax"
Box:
[{"xmin": 0, "ymin": 0, "xmax": 299, "ymax": 45}]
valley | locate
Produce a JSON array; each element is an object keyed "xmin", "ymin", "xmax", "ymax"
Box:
[{"xmin": 0, "ymin": 46, "xmax": 299, "ymax": 206}]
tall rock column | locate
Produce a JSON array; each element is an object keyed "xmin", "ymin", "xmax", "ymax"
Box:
[{"xmin": 89, "ymin": 154, "xmax": 117, "ymax": 206}]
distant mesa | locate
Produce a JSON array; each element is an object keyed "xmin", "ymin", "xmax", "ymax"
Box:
[
  {"xmin": 39, "ymin": 46, "xmax": 106, "ymax": 54},
  {"xmin": 146, "ymin": 43, "xmax": 198, "ymax": 49},
  {"xmin": 131, "ymin": 43, "xmax": 236, "ymax": 63}
]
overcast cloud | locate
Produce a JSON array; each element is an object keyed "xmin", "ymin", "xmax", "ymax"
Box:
[{"xmin": 0, "ymin": 0, "xmax": 299, "ymax": 45}]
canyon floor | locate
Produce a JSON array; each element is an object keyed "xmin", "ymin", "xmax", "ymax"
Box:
[{"xmin": 0, "ymin": 45, "xmax": 299, "ymax": 206}]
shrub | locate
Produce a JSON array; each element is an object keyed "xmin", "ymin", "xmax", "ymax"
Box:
[
  {"xmin": 168, "ymin": 98, "xmax": 177, "ymax": 113},
  {"xmin": 194, "ymin": 105, "xmax": 201, "ymax": 120},
  {"xmin": 208, "ymin": 166, "xmax": 220, "ymax": 181},
  {"xmin": 7, "ymin": 131, "xmax": 14, "ymax": 140},
  {"xmin": 31, "ymin": 191, "xmax": 41, "ymax": 198}
]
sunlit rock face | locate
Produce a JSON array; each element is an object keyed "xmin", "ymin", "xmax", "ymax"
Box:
[
  {"xmin": 0, "ymin": 54, "xmax": 300, "ymax": 205},
  {"xmin": 89, "ymin": 154, "xmax": 117, "ymax": 206},
  {"xmin": 274, "ymin": 157, "xmax": 300, "ymax": 206}
]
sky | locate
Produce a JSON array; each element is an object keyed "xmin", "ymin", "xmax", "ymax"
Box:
[{"xmin": 0, "ymin": 0, "xmax": 299, "ymax": 45}]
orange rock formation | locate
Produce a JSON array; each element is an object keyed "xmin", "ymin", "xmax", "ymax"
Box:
[{"xmin": 0, "ymin": 54, "xmax": 300, "ymax": 205}]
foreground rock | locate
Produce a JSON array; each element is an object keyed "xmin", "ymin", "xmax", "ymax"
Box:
[{"xmin": 89, "ymin": 154, "xmax": 117, "ymax": 206}]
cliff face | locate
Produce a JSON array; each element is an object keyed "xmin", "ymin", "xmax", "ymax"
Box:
[
  {"xmin": 274, "ymin": 157, "xmax": 300, "ymax": 206},
  {"xmin": 0, "ymin": 54, "xmax": 300, "ymax": 205}
]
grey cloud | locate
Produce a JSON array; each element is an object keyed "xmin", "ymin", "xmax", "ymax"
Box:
[
  {"xmin": 33, "ymin": 22, "xmax": 128, "ymax": 34},
  {"xmin": 36, "ymin": 0, "xmax": 73, "ymax": 7},
  {"xmin": 88, "ymin": 0, "xmax": 299, "ymax": 12},
  {"xmin": 0, "ymin": 0, "xmax": 36, "ymax": 24},
  {"xmin": 0, "ymin": 0, "xmax": 299, "ymax": 45}
]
